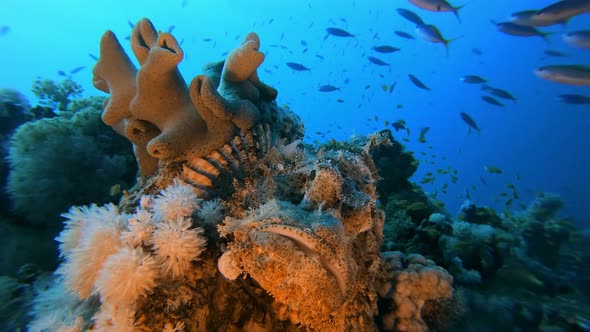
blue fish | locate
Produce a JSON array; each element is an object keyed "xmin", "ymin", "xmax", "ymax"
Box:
[
  {"xmin": 0, "ymin": 25, "xmax": 10, "ymax": 36},
  {"xmin": 557, "ymin": 94, "xmax": 590, "ymax": 104},
  {"xmin": 395, "ymin": 30, "xmax": 415, "ymax": 39},
  {"xmin": 318, "ymin": 85, "xmax": 340, "ymax": 92},
  {"xmin": 325, "ymin": 27, "xmax": 355, "ymax": 37},
  {"xmin": 389, "ymin": 82, "xmax": 397, "ymax": 93},
  {"xmin": 372, "ymin": 45, "xmax": 400, "ymax": 53},
  {"xmin": 481, "ymin": 95, "xmax": 505, "ymax": 107},
  {"xmin": 460, "ymin": 112, "xmax": 480, "ymax": 133},
  {"xmin": 70, "ymin": 66, "xmax": 86, "ymax": 74},
  {"xmin": 396, "ymin": 8, "xmax": 424, "ymax": 25},
  {"xmin": 286, "ymin": 62, "xmax": 311, "ymax": 71},
  {"xmin": 368, "ymin": 56, "xmax": 390, "ymax": 66},
  {"xmin": 408, "ymin": 74, "xmax": 430, "ymax": 90}
]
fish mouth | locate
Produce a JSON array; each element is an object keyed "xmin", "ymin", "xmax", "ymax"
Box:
[{"xmin": 256, "ymin": 224, "xmax": 349, "ymax": 296}]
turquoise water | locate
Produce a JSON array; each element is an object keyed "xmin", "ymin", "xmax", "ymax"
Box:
[{"xmin": 0, "ymin": 0, "xmax": 589, "ymax": 330}]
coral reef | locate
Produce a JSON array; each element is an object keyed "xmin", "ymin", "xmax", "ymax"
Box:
[
  {"xmin": 6, "ymin": 97, "xmax": 135, "ymax": 228},
  {"xmin": 15, "ymin": 19, "xmax": 464, "ymax": 332},
  {"xmin": 0, "ymin": 88, "xmax": 30, "ymax": 134},
  {"xmin": 32, "ymin": 78, "xmax": 83, "ymax": 112},
  {"xmin": 12, "ymin": 16, "xmax": 588, "ymax": 332},
  {"xmin": 0, "ymin": 89, "xmax": 30, "ymax": 220},
  {"xmin": 0, "ymin": 91, "xmax": 135, "ymax": 276},
  {"xmin": 32, "ymin": 126, "xmax": 396, "ymax": 331}
]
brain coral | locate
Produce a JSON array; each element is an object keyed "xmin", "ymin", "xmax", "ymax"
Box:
[{"xmin": 378, "ymin": 251, "xmax": 454, "ymax": 332}]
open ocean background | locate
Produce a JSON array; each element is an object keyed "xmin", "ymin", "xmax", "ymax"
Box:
[{"xmin": 0, "ymin": 0, "xmax": 588, "ymax": 226}]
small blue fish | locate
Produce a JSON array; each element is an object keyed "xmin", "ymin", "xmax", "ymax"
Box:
[
  {"xmin": 418, "ymin": 127, "xmax": 430, "ymax": 143},
  {"xmin": 394, "ymin": 30, "xmax": 414, "ymax": 39},
  {"xmin": 57, "ymin": 70, "xmax": 67, "ymax": 76},
  {"xmin": 492, "ymin": 21, "xmax": 551, "ymax": 42},
  {"xmin": 481, "ymin": 85, "xmax": 517, "ymax": 102},
  {"xmin": 372, "ymin": 45, "xmax": 400, "ymax": 53},
  {"xmin": 0, "ymin": 25, "xmax": 10, "ymax": 37},
  {"xmin": 557, "ymin": 94, "xmax": 590, "ymax": 104},
  {"xmin": 286, "ymin": 62, "xmax": 311, "ymax": 71},
  {"xmin": 167, "ymin": 25, "xmax": 176, "ymax": 33},
  {"xmin": 368, "ymin": 56, "xmax": 390, "ymax": 66},
  {"xmin": 460, "ymin": 112, "xmax": 480, "ymax": 133},
  {"xmin": 571, "ymin": 315, "xmax": 590, "ymax": 331},
  {"xmin": 396, "ymin": 8, "xmax": 424, "ymax": 25},
  {"xmin": 562, "ymin": 30, "xmax": 590, "ymax": 50},
  {"xmin": 543, "ymin": 49, "xmax": 568, "ymax": 57},
  {"xmin": 70, "ymin": 66, "xmax": 86, "ymax": 74},
  {"xmin": 408, "ymin": 74, "xmax": 430, "ymax": 90},
  {"xmin": 481, "ymin": 95, "xmax": 505, "ymax": 107},
  {"xmin": 389, "ymin": 82, "xmax": 397, "ymax": 93},
  {"xmin": 318, "ymin": 85, "xmax": 340, "ymax": 92},
  {"xmin": 416, "ymin": 23, "xmax": 459, "ymax": 56},
  {"xmin": 88, "ymin": 53, "xmax": 98, "ymax": 61},
  {"xmin": 409, "ymin": 0, "xmax": 464, "ymax": 22},
  {"xmin": 480, "ymin": 175, "xmax": 487, "ymax": 185},
  {"xmin": 325, "ymin": 27, "xmax": 355, "ymax": 38},
  {"xmin": 460, "ymin": 75, "xmax": 487, "ymax": 84}
]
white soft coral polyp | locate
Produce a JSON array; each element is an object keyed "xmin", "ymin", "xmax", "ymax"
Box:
[
  {"xmin": 94, "ymin": 247, "xmax": 159, "ymax": 307},
  {"xmin": 151, "ymin": 217, "xmax": 207, "ymax": 278},
  {"xmin": 151, "ymin": 179, "xmax": 201, "ymax": 221}
]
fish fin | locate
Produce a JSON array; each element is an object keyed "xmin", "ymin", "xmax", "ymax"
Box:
[
  {"xmin": 540, "ymin": 31, "xmax": 556, "ymax": 44},
  {"xmin": 453, "ymin": 5, "xmax": 466, "ymax": 23},
  {"xmin": 444, "ymin": 35, "xmax": 463, "ymax": 58},
  {"xmin": 559, "ymin": 18, "xmax": 570, "ymax": 27}
]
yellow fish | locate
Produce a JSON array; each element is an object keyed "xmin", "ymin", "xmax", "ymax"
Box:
[{"xmin": 109, "ymin": 184, "xmax": 121, "ymax": 197}]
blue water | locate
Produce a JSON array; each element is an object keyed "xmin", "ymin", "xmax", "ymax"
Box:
[
  {"xmin": 1, "ymin": 0, "xmax": 588, "ymax": 224},
  {"xmin": 1, "ymin": 1, "xmax": 590, "ymax": 330}
]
